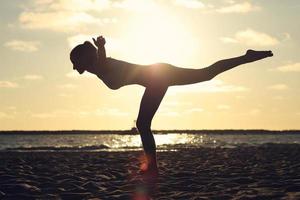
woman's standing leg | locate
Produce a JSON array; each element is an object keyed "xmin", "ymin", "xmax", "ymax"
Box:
[{"xmin": 136, "ymin": 85, "xmax": 168, "ymax": 172}]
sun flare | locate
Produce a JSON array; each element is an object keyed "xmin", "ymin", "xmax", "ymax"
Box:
[{"xmin": 123, "ymin": 11, "xmax": 198, "ymax": 65}]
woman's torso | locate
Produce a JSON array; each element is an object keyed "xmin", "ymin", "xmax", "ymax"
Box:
[
  {"xmin": 97, "ymin": 58, "xmax": 146, "ymax": 90},
  {"xmin": 97, "ymin": 58, "xmax": 173, "ymax": 89}
]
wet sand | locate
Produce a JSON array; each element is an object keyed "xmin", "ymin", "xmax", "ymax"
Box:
[{"xmin": 1, "ymin": 144, "xmax": 300, "ymax": 199}]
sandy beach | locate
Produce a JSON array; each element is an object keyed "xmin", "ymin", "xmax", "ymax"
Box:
[{"xmin": 1, "ymin": 144, "xmax": 300, "ymax": 199}]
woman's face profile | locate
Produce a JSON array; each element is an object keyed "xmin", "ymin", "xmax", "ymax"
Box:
[{"xmin": 70, "ymin": 41, "xmax": 97, "ymax": 74}]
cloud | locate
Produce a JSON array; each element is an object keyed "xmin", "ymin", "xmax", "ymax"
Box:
[
  {"xmin": 220, "ymin": 37, "xmax": 237, "ymax": 43},
  {"xmin": 159, "ymin": 106, "xmax": 203, "ymax": 116},
  {"xmin": 276, "ymin": 62, "xmax": 300, "ymax": 72},
  {"xmin": 249, "ymin": 109, "xmax": 261, "ymax": 115},
  {"xmin": 174, "ymin": 1, "xmax": 260, "ymax": 14},
  {"xmin": 221, "ymin": 29, "xmax": 279, "ymax": 47},
  {"xmin": 0, "ymin": 81, "xmax": 19, "ymax": 88},
  {"xmin": 216, "ymin": 2, "xmax": 260, "ymax": 13},
  {"xmin": 59, "ymin": 93, "xmax": 73, "ymax": 97},
  {"xmin": 19, "ymin": 0, "xmax": 115, "ymax": 32},
  {"xmin": 33, "ymin": 0, "xmax": 159, "ymax": 12},
  {"xmin": 184, "ymin": 108, "xmax": 204, "ymax": 114},
  {"xmin": 31, "ymin": 109, "xmax": 85, "ymax": 119},
  {"xmin": 169, "ymin": 79, "xmax": 248, "ymax": 94},
  {"xmin": 95, "ymin": 108, "xmax": 129, "ymax": 116},
  {"xmin": 7, "ymin": 106, "xmax": 17, "ymax": 110},
  {"xmin": 235, "ymin": 95, "xmax": 245, "ymax": 99},
  {"xmin": 31, "ymin": 107, "xmax": 129, "ymax": 119},
  {"xmin": 23, "ymin": 74, "xmax": 44, "ymax": 80},
  {"xmin": 273, "ymin": 96, "xmax": 285, "ymax": 100},
  {"xmin": 4, "ymin": 40, "xmax": 40, "ymax": 52},
  {"xmin": 159, "ymin": 110, "xmax": 180, "ymax": 117},
  {"xmin": 217, "ymin": 105, "xmax": 231, "ymax": 110},
  {"xmin": 44, "ymin": 0, "xmax": 111, "ymax": 12},
  {"xmin": 0, "ymin": 112, "xmax": 13, "ymax": 119},
  {"xmin": 32, "ymin": 113, "xmax": 56, "ymax": 119},
  {"xmin": 164, "ymin": 101, "xmax": 192, "ymax": 107},
  {"xmin": 58, "ymin": 83, "xmax": 77, "ymax": 89},
  {"xmin": 174, "ymin": 0, "xmax": 205, "ymax": 9},
  {"xmin": 268, "ymin": 84, "xmax": 288, "ymax": 90},
  {"xmin": 20, "ymin": 11, "xmax": 103, "ymax": 32},
  {"xmin": 114, "ymin": 0, "xmax": 159, "ymax": 12},
  {"xmin": 282, "ymin": 32, "xmax": 291, "ymax": 41}
]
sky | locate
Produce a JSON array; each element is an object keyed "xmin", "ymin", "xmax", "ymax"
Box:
[{"xmin": 0, "ymin": 0, "xmax": 299, "ymax": 130}]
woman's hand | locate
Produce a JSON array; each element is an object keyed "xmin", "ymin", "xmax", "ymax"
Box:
[{"xmin": 93, "ymin": 36, "xmax": 106, "ymax": 48}]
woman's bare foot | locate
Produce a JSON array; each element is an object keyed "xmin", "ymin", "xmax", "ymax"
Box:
[
  {"xmin": 140, "ymin": 162, "xmax": 158, "ymax": 178},
  {"xmin": 139, "ymin": 154, "xmax": 159, "ymax": 182},
  {"xmin": 245, "ymin": 49, "xmax": 273, "ymax": 62}
]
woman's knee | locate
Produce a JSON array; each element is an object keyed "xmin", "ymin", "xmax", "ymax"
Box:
[
  {"xmin": 200, "ymin": 67, "xmax": 217, "ymax": 81},
  {"xmin": 136, "ymin": 118, "xmax": 151, "ymax": 133}
]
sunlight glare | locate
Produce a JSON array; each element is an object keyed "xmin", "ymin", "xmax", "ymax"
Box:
[
  {"xmin": 124, "ymin": 10, "xmax": 198, "ymax": 65},
  {"xmin": 155, "ymin": 133, "xmax": 192, "ymax": 147}
]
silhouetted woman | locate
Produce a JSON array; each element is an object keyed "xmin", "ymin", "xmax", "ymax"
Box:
[{"xmin": 70, "ymin": 36, "xmax": 273, "ymax": 175}]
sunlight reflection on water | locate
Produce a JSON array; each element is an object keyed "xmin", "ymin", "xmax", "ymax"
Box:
[{"xmin": 1, "ymin": 133, "xmax": 300, "ymax": 152}]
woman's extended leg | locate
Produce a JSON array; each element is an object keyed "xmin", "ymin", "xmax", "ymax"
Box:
[
  {"xmin": 136, "ymin": 85, "xmax": 168, "ymax": 172},
  {"xmin": 164, "ymin": 50, "xmax": 273, "ymax": 86}
]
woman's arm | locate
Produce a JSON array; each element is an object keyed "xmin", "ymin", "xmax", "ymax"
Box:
[{"xmin": 93, "ymin": 36, "xmax": 106, "ymax": 67}]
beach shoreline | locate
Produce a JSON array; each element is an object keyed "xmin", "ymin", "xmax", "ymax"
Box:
[
  {"xmin": 1, "ymin": 144, "xmax": 300, "ymax": 199},
  {"xmin": 1, "ymin": 130, "xmax": 300, "ymax": 135}
]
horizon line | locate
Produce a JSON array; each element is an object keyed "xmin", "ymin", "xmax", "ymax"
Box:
[{"xmin": 0, "ymin": 129, "xmax": 300, "ymax": 132}]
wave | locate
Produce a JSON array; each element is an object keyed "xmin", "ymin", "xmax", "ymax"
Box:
[
  {"xmin": 2, "ymin": 141, "xmax": 300, "ymax": 152},
  {"xmin": 3, "ymin": 144, "xmax": 111, "ymax": 152}
]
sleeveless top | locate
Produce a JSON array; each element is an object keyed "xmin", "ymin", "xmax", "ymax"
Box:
[{"xmin": 97, "ymin": 57, "xmax": 142, "ymax": 90}]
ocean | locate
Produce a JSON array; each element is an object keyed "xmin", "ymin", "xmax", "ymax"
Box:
[{"xmin": 1, "ymin": 130, "xmax": 300, "ymax": 152}]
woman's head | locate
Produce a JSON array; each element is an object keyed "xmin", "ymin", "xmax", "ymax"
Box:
[{"xmin": 70, "ymin": 41, "xmax": 97, "ymax": 74}]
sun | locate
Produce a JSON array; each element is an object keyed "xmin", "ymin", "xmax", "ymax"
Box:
[{"xmin": 123, "ymin": 10, "xmax": 198, "ymax": 65}]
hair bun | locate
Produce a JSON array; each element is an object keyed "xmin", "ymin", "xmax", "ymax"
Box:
[
  {"xmin": 84, "ymin": 41, "xmax": 90, "ymax": 45},
  {"xmin": 83, "ymin": 41, "xmax": 95, "ymax": 49}
]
